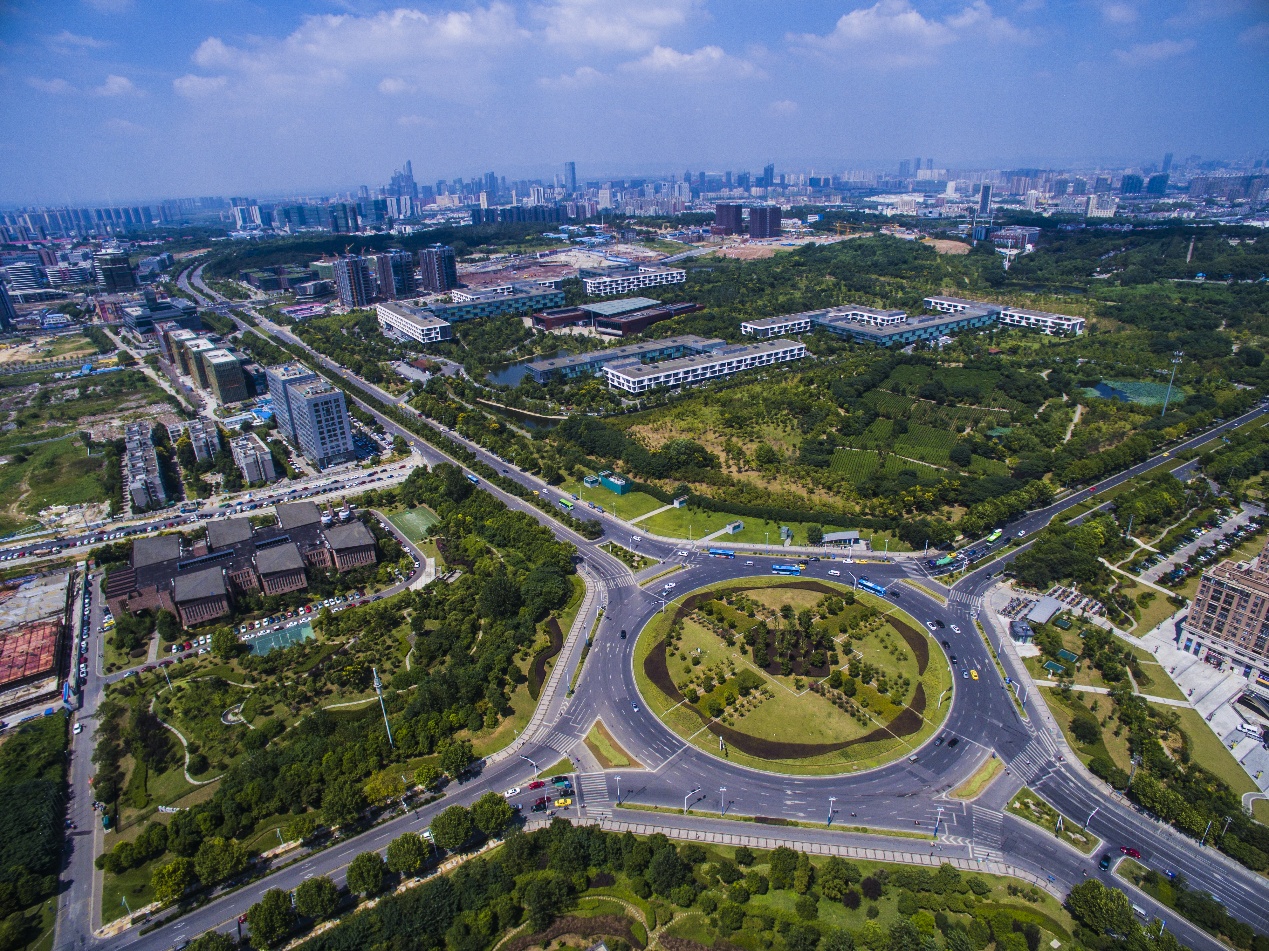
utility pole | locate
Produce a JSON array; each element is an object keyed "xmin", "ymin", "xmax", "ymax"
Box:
[
  {"xmin": 684, "ymin": 785, "xmax": 700, "ymax": 815},
  {"xmin": 372, "ymin": 667, "xmax": 394, "ymax": 747},
  {"xmin": 720, "ymin": 786, "xmax": 728, "ymax": 816},
  {"xmin": 616, "ymin": 776, "xmax": 621, "ymax": 806},
  {"xmin": 1161, "ymin": 351, "xmax": 1183, "ymax": 417},
  {"xmin": 828, "ymin": 796, "xmax": 836, "ymax": 825},
  {"xmin": 1200, "ymin": 818, "xmax": 1213, "ymax": 847},
  {"xmin": 520, "ymin": 754, "xmax": 539, "ymax": 780},
  {"xmin": 1086, "ymin": 806, "xmax": 1099, "ymax": 830}
]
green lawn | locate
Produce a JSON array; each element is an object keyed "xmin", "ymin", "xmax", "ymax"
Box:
[
  {"xmin": 0, "ymin": 435, "xmax": 114, "ymax": 535},
  {"xmin": 101, "ymin": 860, "xmax": 154, "ymax": 923},
  {"xmin": 638, "ymin": 505, "xmax": 739, "ymax": 541},
  {"xmin": 387, "ymin": 505, "xmax": 439, "ymax": 544},
  {"xmin": 1166, "ymin": 705, "xmax": 1258, "ymax": 796},
  {"xmin": 1007, "ymin": 788, "xmax": 1099, "ymax": 854},
  {"xmin": 559, "ymin": 480, "xmax": 665, "ymax": 522}
]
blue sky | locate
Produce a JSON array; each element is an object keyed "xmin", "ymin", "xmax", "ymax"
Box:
[{"xmin": 1, "ymin": 0, "xmax": 1266, "ymax": 203}]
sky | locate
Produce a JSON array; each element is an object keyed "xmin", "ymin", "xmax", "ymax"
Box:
[{"xmin": 0, "ymin": 0, "xmax": 1267, "ymax": 204}]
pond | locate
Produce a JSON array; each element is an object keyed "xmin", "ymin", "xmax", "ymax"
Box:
[{"xmin": 485, "ymin": 358, "xmax": 540, "ymax": 387}]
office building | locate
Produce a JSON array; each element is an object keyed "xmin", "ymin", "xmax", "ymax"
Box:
[
  {"xmin": 94, "ymin": 250, "xmax": 136, "ymax": 292},
  {"xmin": 120, "ymin": 291, "xmax": 199, "ymax": 338},
  {"xmin": 977, "ymin": 183, "xmax": 992, "ymax": 216},
  {"xmin": 1086, "ymin": 194, "xmax": 1119, "ymax": 218},
  {"xmin": 0, "ymin": 281, "xmax": 15, "ymax": 331},
  {"xmin": 898, "ymin": 160, "xmax": 912, "ymax": 179},
  {"xmin": 526, "ymin": 335, "xmax": 725, "ymax": 382},
  {"xmin": 288, "ymin": 380, "xmax": 355, "ymax": 468},
  {"xmin": 998, "ymin": 306, "xmax": 1085, "ymax": 335},
  {"xmin": 370, "ymin": 249, "xmax": 416, "ymax": 299},
  {"xmin": 811, "ymin": 303, "xmax": 998, "ymax": 346},
  {"xmin": 431, "ymin": 284, "xmax": 563, "ymax": 322},
  {"xmin": 1185, "ymin": 542, "xmax": 1269, "ymax": 682},
  {"xmin": 265, "ymin": 363, "xmax": 319, "ymax": 442},
  {"xmin": 202, "ymin": 349, "xmax": 249, "ymax": 404},
  {"xmin": 332, "ymin": 255, "xmax": 374, "ymax": 308},
  {"xmin": 1162, "ymin": 152, "xmax": 1174, "ymax": 175},
  {"xmin": 715, "ymin": 203, "xmax": 744, "ymax": 235},
  {"xmin": 1146, "ymin": 174, "xmax": 1169, "ymax": 196},
  {"xmin": 583, "ymin": 300, "xmax": 700, "ymax": 337},
  {"xmin": 230, "ymin": 432, "xmax": 278, "ymax": 484},
  {"xmin": 2, "ymin": 262, "xmax": 42, "ymax": 294},
  {"xmin": 604, "ymin": 339, "xmax": 808, "ymax": 393},
  {"xmin": 740, "ymin": 312, "xmax": 816, "ymax": 338},
  {"xmin": 376, "ymin": 302, "xmax": 452, "ymax": 344},
  {"xmin": 1120, "ymin": 174, "xmax": 1144, "ymax": 195},
  {"xmin": 564, "ymin": 161, "xmax": 578, "ymax": 195},
  {"xmin": 183, "ymin": 339, "xmax": 216, "ymax": 388},
  {"xmin": 124, "ymin": 422, "xmax": 167, "ymax": 512},
  {"xmin": 923, "ymin": 296, "xmax": 1001, "ymax": 318},
  {"xmin": 580, "ymin": 265, "xmax": 686, "ymax": 297},
  {"xmin": 749, "ymin": 206, "xmax": 781, "ymax": 239},
  {"xmin": 418, "ymin": 244, "xmax": 458, "ymax": 293}
]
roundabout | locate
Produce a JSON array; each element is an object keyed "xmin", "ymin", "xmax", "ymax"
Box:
[{"xmin": 631, "ymin": 576, "xmax": 954, "ymax": 775}]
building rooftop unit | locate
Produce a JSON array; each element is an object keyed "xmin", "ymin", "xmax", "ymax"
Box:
[{"xmin": 578, "ymin": 297, "xmax": 661, "ymax": 318}]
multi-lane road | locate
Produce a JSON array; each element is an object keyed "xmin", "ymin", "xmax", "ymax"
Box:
[{"xmin": 49, "ymin": 270, "xmax": 1268, "ymax": 951}]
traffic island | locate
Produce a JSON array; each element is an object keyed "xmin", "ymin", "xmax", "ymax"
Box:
[{"xmin": 632, "ymin": 578, "xmax": 953, "ymax": 775}]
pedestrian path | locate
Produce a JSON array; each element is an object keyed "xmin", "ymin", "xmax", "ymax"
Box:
[
  {"xmin": 1031, "ymin": 680, "xmax": 1190, "ymax": 708},
  {"xmin": 579, "ymin": 772, "xmax": 611, "ymax": 819},
  {"xmin": 628, "ymin": 504, "xmax": 674, "ymax": 525}
]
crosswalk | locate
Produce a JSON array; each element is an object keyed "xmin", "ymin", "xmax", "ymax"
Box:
[
  {"xmin": 540, "ymin": 730, "xmax": 578, "ymax": 757},
  {"xmin": 1009, "ymin": 733, "xmax": 1061, "ymax": 785},
  {"xmin": 971, "ymin": 805, "xmax": 1004, "ymax": 857},
  {"xmin": 579, "ymin": 772, "xmax": 611, "ymax": 818},
  {"xmin": 949, "ymin": 590, "xmax": 984, "ymax": 609}
]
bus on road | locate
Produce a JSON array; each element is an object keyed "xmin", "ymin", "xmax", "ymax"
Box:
[
  {"xmin": 558, "ymin": 498, "xmax": 574, "ymax": 511},
  {"xmin": 857, "ymin": 578, "xmax": 888, "ymax": 597},
  {"xmin": 465, "ymin": 473, "xmax": 480, "ymax": 485},
  {"xmin": 707, "ymin": 548, "xmax": 736, "ymax": 559},
  {"xmin": 987, "ymin": 529, "xmax": 1003, "ymax": 543},
  {"xmin": 771, "ymin": 564, "xmax": 802, "ymax": 575}
]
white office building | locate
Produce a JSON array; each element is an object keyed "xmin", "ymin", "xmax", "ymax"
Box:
[
  {"xmin": 999, "ymin": 306, "xmax": 1086, "ymax": 335},
  {"xmin": 740, "ymin": 312, "xmax": 814, "ymax": 338},
  {"xmin": 288, "ymin": 381, "xmax": 355, "ymax": 469},
  {"xmin": 825, "ymin": 305, "xmax": 907, "ymax": 328},
  {"xmin": 604, "ymin": 339, "xmax": 808, "ymax": 394},
  {"xmin": 580, "ymin": 265, "xmax": 686, "ymax": 297},
  {"xmin": 376, "ymin": 302, "xmax": 452, "ymax": 344},
  {"xmin": 922, "ymin": 296, "xmax": 1000, "ymax": 317}
]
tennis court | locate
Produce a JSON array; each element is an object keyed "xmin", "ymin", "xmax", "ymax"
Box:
[
  {"xmin": 249, "ymin": 621, "xmax": 315, "ymax": 655},
  {"xmin": 388, "ymin": 507, "xmax": 439, "ymax": 544}
]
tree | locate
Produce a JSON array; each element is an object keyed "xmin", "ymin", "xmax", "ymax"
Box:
[
  {"xmin": 522, "ymin": 873, "xmax": 572, "ymax": 930},
  {"xmin": 646, "ymin": 846, "xmax": 690, "ymax": 895},
  {"xmin": 282, "ymin": 814, "xmax": 318, "ymax": 843},
  {"xmin": 363, "ymin": 770, "xmax": 406, "ymax": 805},
  {"xmin": 415, "ymin": 764, "xmax": 443, "ymax": 792},
  {"xmin": 295, "ymin": 875, "xmax": 339, "ymax": 921},
  {"xmin": 807, "ymin": 525, "xmax": 824, "ymax": 545},
  {"xmin": 471, "ymin": 791, "xmax": 515, "ymax": 839},
  {"xmin": 151, "ymin": 857, "xmax": 196, "ymax": 905},
  {"xmin": 346, "ymin": 851, "xmax": 386, "ymax": 897},
  {"xmin": 1066, "ymin": 879, "xmax": 1134, "ymax": 936},
  {"xmin": 438, "ymin": 739, "xmax": 474, "ymax": 779},
  {"xmin": 322, "ymin": 776, "xmax": 367, "ymax": 828},
  {"xmin": 156, "ymin": 610, "xmax": 181, "ymax": 643},
  {"xmin": 386, "ymin": 832, "xmax": 427, "ymax": 876},
  {"xmin": 209, "ymin": 628, "xmax": 237, "ymax": 660},
  {"xmin": 186, "ymin": 933, "xmax": 236, "ymax": 951},
  {"xmin": 818, "ymin": 857, "xmax": 862, "ymax": 900},
  {"xmin": 193, "ymin": 837, "xmax": 247, "ymax": 887},
  {"xmin": 430, "ymin": 805, "xmax": 473, "ymax": 851},
  {"xmin": 246, "ymin": 888, "xmax": 296, "ymax": 948},
  {"xmin": 770, "ymin": 846, "xmax": 799, "ymax": 889},
  {"xmin": 393, "ymin": 435, "xmax": 408, "ymax": 455}
]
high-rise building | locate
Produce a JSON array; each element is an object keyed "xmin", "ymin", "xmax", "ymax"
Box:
[
  {"xmin": 978, "ymin": 183, "xmax": 993, "ymax": 216},
  {"xmin": 202, "ymin": 349, "xmax": 249, "ymax": 405},
  {"xmin": 287, "ymin": 380, "xmax": 355, "ymax": 469},
  {"xmin": 266, "ymin": 363, "xmax": 320, "ymax": 444},
  {"xmin": 483, "ymin": 171, "xmax": 498, "ymax": 198},
  {"xmin": 1120, "ymin": 174, "xmax": 1144, "ymax": 195},
  {"xmin": 418, "ymin": 245, "xmax": 458, "ymax": 293},
  {"xmin": 898, "ymin": 160, "xmax": 912, "ymax": 178},
  {"xmin": 1146, "ymin": 173, "xmax": 1169, "ymax": 196},
  {"xmin": 370, "ymin": 249, "xmax": 416, "ymax": 300},
  {"xmin": 714, "ymin": 203, "xmax": 744, "ymax": 235},
  {"xmin": 913, "ymin": 157, "xmax": 922, "ymax": 179},
  {"xmin": 1162, "ymin": 152, "xmax": 1174, "ymax": 175},
  {"xmin": 1184, "ymin": 540, "xmax": 1269, "ymax": 681},
  {"xmin": 94, "ymin": 249, "xmax": 136, "ymax": 292},
  {"xmin": 564, "ymin": 161, "xmax": 577, "ymax": 195},
  {"xmin": 748, "ymin": 206, "xmax": 782, "ymax": 239},
  {"xmin": 762, "ymin": 164, "xmax": 775, "ymax": 189},
  {"xmin": 925, "ymin": 158, "xmax": 934, "ymax": 171},
  {"xmin": 332, "ymin": 255, "xmax": 374, "ymax": 308},
  {"xmin": 0, "ymin": 280, "xmax": 16, "ymax": 330}
]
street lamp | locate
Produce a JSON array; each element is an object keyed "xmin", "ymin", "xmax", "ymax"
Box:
[
  {"xmin": 1161, "ymin": 351, "xmax": 1183, "ymax": 417},
  {"xmin": 616, "ymin": 776, "xmax": 621, "ymax": 806},
  {"xmin": 1086, "ymin": 806, "xmax": 1099, "ymax": 830},
  {"xmin": 720, "ymin": 786, "xmax": 728, "ymax": 815},
  {"xmin": 684, "ymin": 785, "xmax": 701, "ymax": 815},
  {"xmin": 828, "ymin": 796, "xmax": 836, "ymax": 825},
  {"xmin": 520, "ymin": 754, "xmax": 539, "ymax": 780}
]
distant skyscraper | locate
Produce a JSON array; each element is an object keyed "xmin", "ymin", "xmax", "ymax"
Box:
[
  {"xmin": 978, "ymin": 183, "xmax": 992, "ymax": 216},
  {"xmin": 418, "ymin": 245, "xmax": 458, "ymax": 293},
  {"xmin": 913, "ymin": 157, "xmax": 922, "ymax": 178},
  {"xmin": 1162, "ymin": 152, "xmax": 1174, "ymax": 175},
  {"xmin": 898, "ymin": 160, "xmax": 912, "ymax": 178},
  {"xmin": 0, "ymin": 280, "xmax": 15, "ymax": 330},
  {"xmin": 94, "ymin": 249, "xmax": 136, "ymax": 292},
  {"xmin": 371, "ymin": 249, "xmax": 417, "ymax": 300},
  {"xmin": 483, "ymin": 171, "xmax": 498, "ymax": 198},
  {"xmin": 1146, "ymin": 173, "xmax": 1169, "ymax": 196},
  {"xmin": 564, "ymin": 161, "xmax": 577, "ymax": 195},
  {"xmin": 714, "ymin": 203, "xmax": 744, "ymax": 235},
  {"xmin": 1120, "ymin": 174, "xmax": 1144, "ymax": 195},
  {"xmin": 925, "ymin": 158, "xmax": 934, "ymax": 171},
  {"xmin": 762, "ymin": 163, "xmax": 775, "ymax": 188},
  {"xmin": 748, "ymin": 206, "xmax": 781, "ymax": 239}
]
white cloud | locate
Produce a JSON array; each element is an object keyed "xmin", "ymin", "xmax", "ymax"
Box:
[
  {"xmin": 620, "ymin": 44, "xmax": 760, "ymax": 79},
  {"xmin": 767, "ymin": 99, "xmax": 799, "ymax": 117},
  {"xmin": 47, "ymin": 30, "xmax": 107, "ymax": 51},
  {"xmin": 538, "ymin": 65, "xmax": 607, "ymax": 89},
  {"xmin": 534, "ymin": 0, "xmax": 697, "ymax": 52},
  {"xmin": 173, "ymin": 74, "xmax": 227, "ymax": 97},
  {"xmin": 1239, "ymin": 21, "xmax": 1269, "ymax": 44},
  {"xmin": 789, "ymin": 0, "xmax": 1027, "ymax": 67},
  {"xmin": 378, "ymin": 77, "xmax": 412, "ymax": 95},
  {"xmin": 93, "ymin": 74, "xmax": 137, "ymax": 96},
  {"xmin": 27, "ymin": 77, "xmax": 78, "ymax": 94},
  {"xmin": 102, "ymin": 117, "xmax": 147, "ymax": 134},
  {"xmin": 1114, "ymin": 38, "xmax": 1196, "ymax": 64},
  {"xmin": 1100, "ymin": 2, "xmax": 1138, "ymax": 24}
]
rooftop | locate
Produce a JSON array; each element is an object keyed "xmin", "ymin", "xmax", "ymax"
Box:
[
  {"xmin": 133, "ymin": 534, "xmax": 182, "ymax": 568},
  {"xmin": 276, "ymin": 500, "xmax": 322, "ymax": 530},
  {"xmin": 0, "ymin": 571, "xmax": 73, "ymax": 630},
  {"xmin": 173, "ymin": 566, "xmax": 227, "ymax": 603},
  {"xmin": 256, "ymin": 542, "xmax": 305, "ymax": 575},
  {"xmin": 324, "ymin": 520, "xmax": 376, "ymax": 551},
  {"xmin": 579, "ymin": 297, "xmax": 661, "ymax": 317},
  {"xmin": 526, "ymin": 335, "xmax": 723, "ymax": 374},
  {"xmin": 207, "ymin": 517, "xmax": 253, "ymax": 550},
  {"xmin": 608, "ymin": 339, "xmax": 805, "ymax": 381}
]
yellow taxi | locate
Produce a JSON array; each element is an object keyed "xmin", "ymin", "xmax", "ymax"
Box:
[
  {"xmin": 970, "ymin": 670, "xmax": 979, "ymax": 681},
  {"xmin": 555, "ymin": 798, "xmax": 573, "ymax": 808}
]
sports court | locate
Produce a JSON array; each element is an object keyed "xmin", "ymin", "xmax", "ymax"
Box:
[
  {"xmin": 388, "ymin": 507, "xmax": 438, "ymax": 544},
  {"xmin": 249, "ymin": 621, "xmax": 315, "ymax": 655}
]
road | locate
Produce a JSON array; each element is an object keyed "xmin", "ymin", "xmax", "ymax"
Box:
[{"xmin": 51, "ymin": 271, "xmax": 1268, "ymax": 951}]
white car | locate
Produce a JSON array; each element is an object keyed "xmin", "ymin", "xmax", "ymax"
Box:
[
  {"xmin": 828, "ymin": 569, "xmax": 841, "ymax": 576},
  {"xmin": 1016, "ymin": 529, "xmax": 1027, "ymax": 537},
  {"xmin": 950, "ymin": 624, "xmax": 962, "ymax": 634},
  {"xmin": 745, "ymin": 560, "xmax": 754, "ymax": 567},
  {"xmin": 503, "ymin": 787, "xmax": 521, "ymax": 798},
  {"xmin": 676, "ymin": 550, "xmax": 689, "ymax": 556},
  {"xmin": 73, "ymin": 723, "xmax": 83, "ymax": 734},
  {"xmin": 664, "ymin": 582, "xmax": 676, "ymax": 589}
]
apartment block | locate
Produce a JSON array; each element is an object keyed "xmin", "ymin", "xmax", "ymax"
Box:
[
  {"xmin": 1185, "ymin": 544, "xmax": 1269, "ymax": 683},
  {"xmin": 580, "ymin": 265, "xmax": 686, "ymax": 297},
  {"xmin": 230, "ymin": 432, "xmax": 278, "ymax": 484},
  {"xmin": 124, "ymin": 421, "xmax": 167, "ymax": 511},
  {"xmin": 604, "ymin": 339, "xmax": 807, "ymax": 393},
  {"xmin": 999, "ymin": 306, "xmax": 1085, "ymax": 335},
  {"xmin": 376, "ymin": 302, "xmax": 452, "ymax": 344}
]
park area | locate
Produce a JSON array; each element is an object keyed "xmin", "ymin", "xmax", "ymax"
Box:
[
  {"xmin": 634, "ymin": 577, "xmax": 951, "ymax": 774},
  {"xmin": 386, "ymin": 505, "xmax": 438, "ymax": 544}
]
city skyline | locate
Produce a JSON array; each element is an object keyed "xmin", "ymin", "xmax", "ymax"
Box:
[{"xmin": 1, "ymin": 0, "xmax": 1267, "ymax": 203}]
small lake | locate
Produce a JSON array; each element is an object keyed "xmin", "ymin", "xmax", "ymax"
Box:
[{"xmin": 485, "ymin": 358, "xmax": 540, "ymax": 387}]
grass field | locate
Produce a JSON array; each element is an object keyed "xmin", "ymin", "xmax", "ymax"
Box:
[
  {"xmin": 559, "ymin": 480, "xmax": 665, "ymax": 522},
  {"xmin": 949, "ymin": 754, "xmax": 1005, "ymax": 799},
  {"xmin": 1040, "ymin": 686, "xmax": 1134, "ymax": 773},
  {"xmin": 387, "ymin": 505, "xmax": 439, "ymax": 544},
  {"xmin": 0, "ymin": 435, "xmax": 114, "ymax": 535},
  {"xmin": 1167, "ymin": 705, "xmax": 1258, "ymax": 797},
  {"xmin": 584, "ymin": 719, "xmax": 636, "ymax": 768},
  {"xmin": 638, "ymin": 505, "xmax": 737, "ymax": 541},
  {"xmin": 1007, "ymin": 787, "xmax": 1099, "ymax": 854}
]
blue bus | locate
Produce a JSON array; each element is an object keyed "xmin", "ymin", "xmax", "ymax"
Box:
[
  {"xmin": 707, "ymin": 548, "xmax": 736, "ymax": 559},
  {"xmin": 857, "ymin": 578, "xmax": 888, "ymax": 597},
  {"xmin": 771, "ymin": 564, "xmax": 802, "ymax": 575},
  {"xmin": 465, "ymin": 473, "xmax": 479, "ymax": 485}
]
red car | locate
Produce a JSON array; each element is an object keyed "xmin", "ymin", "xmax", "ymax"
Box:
[
  {"xmin": 1120, "ymin": 846, "xmax": 1141, "ymax": 859},
  {"xmin": 527, "ymin": 780, "xmax": 546, "ymax": 790}
]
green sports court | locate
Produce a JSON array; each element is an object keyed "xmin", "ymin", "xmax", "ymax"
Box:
[
  {"xmin": 249, "ymin": 621, "xmax": 316, "ymax": 655},
  {"xmin": 388, "ymin": 507, "xmax": 439, "ymax": 544}
]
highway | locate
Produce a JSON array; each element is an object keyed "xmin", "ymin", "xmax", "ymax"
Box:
[{"xmin": 47, "ymin": 269, "xmax": 1268, "ymax": 951}]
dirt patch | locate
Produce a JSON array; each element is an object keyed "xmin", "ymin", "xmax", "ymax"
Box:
[
  {"xmin": 644, "ymin": 579, "xmax": 931, "ymax": 760},
  {"xmin": 717, "ymin": 246, "xmax": 779, "ymax": 260},
  {"xmin": 922, "ymin": 238, "xmax": 971, "ymax": 255},
  {"xmin": 529, "ymin": 618, "xmax": 564, "ymax": 700},
  {"xmin": 503, "ymin": 915, "xmax": 644, "ymax": 951}
]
